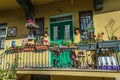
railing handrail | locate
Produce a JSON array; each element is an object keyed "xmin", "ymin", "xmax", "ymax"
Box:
[{"xmin": 0, "ymin": 50, "xmax": 6, "ymax": 57}]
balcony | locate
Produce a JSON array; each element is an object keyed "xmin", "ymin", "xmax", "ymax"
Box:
[{"xmin": 0, "ymin": 40, "xmax": 120, "ymax": 78}]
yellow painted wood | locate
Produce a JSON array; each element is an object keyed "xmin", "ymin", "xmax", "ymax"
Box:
[
  {"xmin": 51, "ymin": 75, "xmax": 115, "ymax": 80},
  {"xmin": 0, "ymin": 0, "xmax": 120, "ymax": 78},
  {"xmin": 17, "ymin": 70, "xmax": 120, "ymax": 78}
]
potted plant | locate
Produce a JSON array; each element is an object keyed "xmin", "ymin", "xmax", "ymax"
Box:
[
  {"xmin": 49, "ymin": 42, "xmax": 58, "ymax": 51},
  {"xmin": 35, "ymin": 45, "xmax": 48, "ymax": 51},
  {"xmin": 23, "ymin": 43, "xmax": 35, "ymax": 52}
]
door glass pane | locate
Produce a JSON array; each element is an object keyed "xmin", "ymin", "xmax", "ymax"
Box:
[
  {"xmin": 65, "ymin": 24, "xmax": 70, "ymax": 40},
  {"xmin": 53, "ymin": 26, "xmax": 58, "ymax": 40},
  {"xmin": 0, "ymin": 23, "xmax": 7, "ymax": 49}
]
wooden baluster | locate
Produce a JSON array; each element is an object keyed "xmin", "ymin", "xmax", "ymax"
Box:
[
  {"xmin": 39, "ymin": 53, "xmax": 42, "ymax": 67},
  {"xmin": 2, "ymin": 54, "xmax": 5, "ymax": 69},
  {"xmin": 30, "ymin": 52, "xmax": 32, "ymax": 68},
  {"xmin": 38, "ymin": 52, "xmax": 40, "ymax": 67},
  {"xmin": 42, "ymin": 51, "xmax": 43, "ymax": 67},
  {"xmin": 19, "ymin": 53, "xmax": 21, "ymax": 69},
  {"xmin": 35, "ymin": 52, "xmax": 37, "ymax": 68},
  {"xmin": 23, "ymin": 52, "xmax": 25, "ymax": 68},
  {"xmin": 32, "ymin": 52, "xmax": 34, "ymax": 68},
  {"xmin": 45, "ymin": 51, "xmax": 47, "ymax": 67}
]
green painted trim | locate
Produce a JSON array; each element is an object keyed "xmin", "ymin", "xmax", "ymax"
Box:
[
  {"xmin": 50, "ymin": 19, "xmax": 72, "ymax": 24},
  {"xmin": 72, "ymin": 14, "xmax": 75, "ymax": 42},
  {"xmin": 50, "ymin": 13, "xmax": 73, "ymax": 19},
  {"xmin": 49, "ymin": 13, "xmax": 74, "ymax": 67}
]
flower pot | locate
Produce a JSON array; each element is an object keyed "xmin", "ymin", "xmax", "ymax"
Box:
[
  {"xmin": 35, "ymin": 45, "xmax": 48, "ymax": 50},
  {"xmin": 49, "ymin": 47, "xmax": 58, "ymax": 51},
  {"xmin": 77, "ymin": 44, "xmax": 90, "ymax": 50},
  {"xmin": 5, "ymin": 50, "xmax": 11, "ymax": 54},
  {"xmin": 24, "ymin": 47, "xmax": 34, "ymax": 52},
  {"xmin": 89, "ymin": 43, "xmax": 97, "ymax": 50},
  {"xmin": 98, "ymin": 40, "xmax": 120, "ymax": 48}
]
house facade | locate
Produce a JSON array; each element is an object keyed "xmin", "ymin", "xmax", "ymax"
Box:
[{"xmin": 0, "ymin": 0, "xmax": 120, "ymax": 80}]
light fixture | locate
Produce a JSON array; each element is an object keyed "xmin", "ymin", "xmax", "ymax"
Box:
[{"xmin": 56, "ymin": 9, "xmax": 62, "ymax": 14}]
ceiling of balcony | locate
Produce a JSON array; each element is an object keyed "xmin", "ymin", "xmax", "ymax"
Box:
[{"xmin": 0, "ymin": 0, "xmax": 60, "ymax": 10}]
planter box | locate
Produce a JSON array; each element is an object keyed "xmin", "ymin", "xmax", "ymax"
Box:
[
  {"xmin": 98, "ymin": 40, "xmax": 120, "ymax": 48},
  {"xmin": 118, "ymin": 43, "xmax": 120, "ymax": 50},
  {"xmin": 89, "ymin": 43, "xmax": 97, "ymax": 50},
  {"xmin": 11, "ymin": 49, "xmax": 22, "ymax": 53},
  {"xmin": 35, "ymin": 45, "xmax": 48, "ymax": 51},
  {"xmin": 77, "ymin": 44, "xmax": 90, "ymax": 50},
  {"xmin": 59, "ymin": 46, "xmax": 78, "ymax": 51},
  {"xmin": 24, "ymin": 47, "xmax": 34, "ymax": 52},
  {"xmin": 49, "ymin": 47, "xmax": 58, "ymax": 51}
]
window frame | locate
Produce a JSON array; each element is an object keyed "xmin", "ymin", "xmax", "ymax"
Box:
[
  {"xmin": 79, "ymin": 10, "xmax": 94, "ymax": 41},
  {"xmin": 0, "ymin": 23, "xmax": 7, "ymax": 49}
]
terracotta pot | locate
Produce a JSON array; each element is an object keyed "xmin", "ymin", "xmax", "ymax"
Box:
[
  {"xmin": 24, "ymin": 47, "xmax": 34, "ymax": 52},
  {"xmin": 11, "ymin": 48, "xmax": 22, "ymax": 53},
  {"xmin": 35, "ymin": 45, "xmax": 47, "ymax": 50}
]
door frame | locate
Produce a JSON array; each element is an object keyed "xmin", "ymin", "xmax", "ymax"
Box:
[
  {"xmin": 48, "ymin": 13, "xmax": 74, "ymax": 67},
  {"xmin": 49, "ymin": 13, "xmax": 74, "ymax": 42}
]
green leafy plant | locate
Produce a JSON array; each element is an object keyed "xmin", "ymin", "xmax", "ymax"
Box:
[
  {"xmin": 62, "ymin": 40, "xmax": 72, "ymax": 47},
  {"xmin": 0, "ymin": 54, "xmax": 21, "ymax": 80},
  {"xmin": 105, "ymin": 18, "xmax": 120, "ymax": 40},
  {"xmin": 50, "ymin": 42, "xmax": 57, "ymax": 47}
]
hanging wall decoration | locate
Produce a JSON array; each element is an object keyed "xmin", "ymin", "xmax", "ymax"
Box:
[{"xmin": 7, "ymin": 27, "xmax": 17, "ymax": 37}]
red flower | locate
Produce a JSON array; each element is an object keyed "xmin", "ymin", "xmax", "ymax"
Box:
[
  {"xmin": 101, "ymin": 32, "xmax": 104, "ymax": 35},
  {"xmin": 43, "ymin": 40, "xmax": 48, "ymax": 43},
  {"xmin": 94, "ymin": 34, "xmax": 96, "ymax": 37}
]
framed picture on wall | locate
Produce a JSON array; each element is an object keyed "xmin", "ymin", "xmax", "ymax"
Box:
[{"xmin": 7, "ymin": 27, "xmax": 17, "ymax": 37}]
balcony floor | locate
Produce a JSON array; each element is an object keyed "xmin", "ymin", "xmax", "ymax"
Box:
[{"xmin": 17, "ymin": 68, "xmax": 120, "ymax": 78}]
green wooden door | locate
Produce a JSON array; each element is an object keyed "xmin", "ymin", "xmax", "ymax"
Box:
[
  {"xmin": 50, "ymin": 21, "xmax": 73, "ymax": 44},
  {"xmin": 50, "ymin": 20, "xmax": 74, "ymax": 67}
]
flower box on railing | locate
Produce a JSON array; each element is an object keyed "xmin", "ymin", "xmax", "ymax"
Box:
[
  {"xmin": 59, "ymin": 45, "xmax": 78, "ymax": 51},
  {"xmin": 77, "ymin": 44, "xmax": 90, "ymax": 50},
  {"xmin": 98, "ymin": 40, "xmax": 120, "ymax": 48},
  {"xmin": 35, "ymin": 45, "xmax": 48, "ymax": 51},
  {"xmin": 11, "ymin": 48, "xmax": 22, "ymax": 53},
  {"xmin": 49, "ymin": 47, "xmax": 58, "ymax": 51},
  {"xmin": 89, "ymin": 43, "xmax": 97, "ymax": 50},
  {"xmin": 23, "ymin": 47, "xmax": 34, "ymax": 52}
]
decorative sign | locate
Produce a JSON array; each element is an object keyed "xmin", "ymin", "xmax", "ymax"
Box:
[
  {"xmin": 7, "ymin": 27, "xmax": 17, "ymax": 37},
  {"xmin": 22, "ymin": 34, "xmax": 28, "ymax": 45}
]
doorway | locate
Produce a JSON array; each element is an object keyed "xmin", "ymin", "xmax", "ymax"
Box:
[{"xmin": 49, "ymin": 13, "xmax": 74, "ymax": 67}]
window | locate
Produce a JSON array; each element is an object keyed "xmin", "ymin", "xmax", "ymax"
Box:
[
  {"xmin": 79, "ymin": 11, "xmax": 94, "ymax": 42},
  {"xmin": 50, "ymin": 15, "xmax": 72, "ymax": 23},
  {"xmin": 0, "ymin": 23, "xmax": 7, "ymax": 49},
  {"xmin": 35, "ymin": 17, "xmax": 44, "ymax": 35}
]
